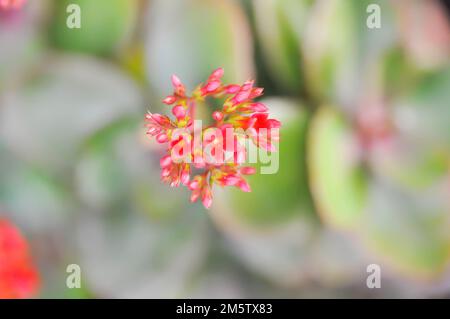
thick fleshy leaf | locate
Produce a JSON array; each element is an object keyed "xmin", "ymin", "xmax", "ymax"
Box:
[
  {"xmin": 368, "ymin": 67, "xmax": 450, "ymax": 191},
  {"xmin": 214, "ymin": 98, "xmax": 314, "ymax": 227},
  {"xmin": 210, "ymin": 212, "xmax": 316, "ymax": 288},
  {"xmin": 0, "ymin": 55, "xmax": 143, "ymax": 175},
  {"xmin": 369, "ymin": 137, "xmax": 448, "ymax": 191},
  {"xmin": 75, "ymin": 118, "xmax": 138, "ymax": 210},
  {"xmin": 305, "ymin": 229, "xmax": 368, "ymax": 287},
  {"xmin": 144, "ymin": 0, "xmax": 254, "ymax": 95},
  {"xmin": 208, "ymin": 99, "xmax": 317, "ymax": 287},
  {"xmin": 251, "ymin": 0, "xmax": 310, "ymax": 93},
  {"xmin": 232, "ymin": 222, "xmax": 316, "ymax": 289},
  {"xmin": 308, "ymin": 106, "xmax": 367, "ymax": 229},
  {"xmin": 75, "ymin": 117, "xmax": 188, "ymax": 218},
  {"xmin": 392, "ymin": 66, "xmax": 450, "ymax": 150},
  {"xmin": 0, "ymin": 153, "xmax": 73, "ymax": 232},
  {"xmin": 302, "ymin": 0, "xmax": 396, "ymax": 108},
  {"xmin": 76, "ymin": 208, "xmax": 209, "ymax": 298},
  {"xmin": 50, "ymin": 0, "xmax": 138, "ymax": 55},
  {"xmin": 360, "ymin": 178, "xmax": 450, "ymax": 278}
]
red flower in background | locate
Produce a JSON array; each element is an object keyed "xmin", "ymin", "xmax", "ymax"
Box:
[
  {"xmin": 145, "ymin": 68, "xmax": 281, "ymax": 209},
  {"xmin": 0, "ymin": 219, "xmax": 40, "ymax": 299}
]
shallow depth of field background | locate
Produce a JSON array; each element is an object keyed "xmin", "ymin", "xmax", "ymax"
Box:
[{"xmin": 1, "ymin": 0, "xmax": 449, "ymax": 298}]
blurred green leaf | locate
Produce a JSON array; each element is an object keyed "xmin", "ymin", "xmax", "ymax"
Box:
[
  {"xmin": 393, "ymin": 66, "xmax": 450, "ymax": 150},
  {"xmin": 361, "ymin": 179, "xmax": 450, "ymax": 278},
  {"xmin": 252, "ymin": 0, "xmax": 310, "ymax": 93},
  {"xmin": 302, "ymin": 0, "xmax": 396, "ymax": 107},
  {"xmin": 144, "ymin": 0, "xmax": 254, "ymax": 95},
  {"xmin": 76, "ymin": 208, "xmax": 209, "ymax": 298},
  {"xmin": 218, "ymin": 218, "xmax": 316, "ymax": 288},
  {"xmin": 218, "ymin": 98, "xmax": 314, "ymax": 227},
  {"xmin": 369, "ymin": 140, "xmax": 448, "ymax": 191},
  {"xmin": 75, "ymin": 117, "xmax": 138, "ymax": 210},
  {"xmin": 370, "ymin": 66, "xmax": 450, "ymax": 191},
  {"xmin": 76, "ymin": 116, "xmax": 188, "ymax": 218},
  {"xmin": 207, "ymin": 99, "xmax": 318, "ymax": 286},
  {"xmin": 305, "ymin": 229, "xmax": 367, "ymax": 287},
  {"xmin": 0, "ymin": 160, "xmax": 73, "ymax": 232},
  {"xmin": 308, "ymin": 106, "xmax": 367, "ymax": 229},
  {"xmin": 50, "ymin": 0, "xmax": 138, "ymax": 55},
  {"xmin": 0, "ymin": 55, "xmax": 143, "ymax": 175}
]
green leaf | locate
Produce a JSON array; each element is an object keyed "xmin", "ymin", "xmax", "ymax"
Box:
[
  {"xmin": 0, "ymin": 161, "xmax": 73, "ymax": 232},
  {"xmin": 213, "ymin": 98, "xmax": 315, "ymax": 228},
  {"xmin": 393, "ymin": 66, "xmax": 450, "ymax": 150},
  {"xmin": 361, "ymin": 180, "xmax": 450, "ymax": 277},
  {"xmin": 76, "ymin": 117, "xmax": 189, "ymax": 218},
  {"xmin": 302, "ymin": 0, "xmax": 396, "ymax": 107},
  {"xmin": 369, "ymin": 141, "xmax": 448, "ymax": 191},
  {"xmin": 144, "ymin": 0, "xmax": 254, "ymax": 95},
  {"xmin": 50, "ymin": 0, "xmax": 138, "ymax": 55},
  {"xmin": 308, "ymin": 106, "xmax": 367, "ymax": 229},
  {"xmin": 252, "ymin": 0, "xmax": 310, "ymax": 93},
  {"xmin": 0, "ymin": 55, "xmax": 142, "ymax": 175},
  {"xmin": 76, "ymin": 208, "xmax": 209, "ymax": 298}
]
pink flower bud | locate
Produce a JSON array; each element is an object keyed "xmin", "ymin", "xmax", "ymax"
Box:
[
  {"xmin": 237, "ymin": 180, "xmax": 251, "ymax": 192},
  {"xmin": 202, "ymin": 196, "xmax": 212, "ymax": 209},
  {"xmin": 205, "ymin": 80, "xmax": 220, "ymax": 93},
  {"xmin": 171, "ymin": 74, "xmax": 186, "ymax": 96},
  {"xmin": 146, "ymin": 127, "xmax": 158, "ymax": 135},
  {"xmin": 181, "ymin": 168, "xmax": 190, "ymax": 185},
  {"xmin": 212, "ymin": 111, "xmax": 224, "ymax": 122},
  {"xmin": 172, "ymin": 105, "xmax": 186, "ymax": 119},
  {"xmin": 201, "ymin": 188, "xmax": 213, "ymax": 209},
  {"xmin": 160, "ymin": 155, "xmax": 172, "ymax": 168},
  {"xmin": 150, "ymin": 113, "xmax": 170, "ymax": 126},
  {"xmin": 161, "ymin": 167, "xmax": 171, "ymax": 177},
  {"xmin": 171, "ymin": 74, "xmax": 182, "ymax": 88},
  {"xmin": 190, "ymin": 191, "xmax": 200, "ymax": 203},
  {"xmin": 224, "ymin": 85, "xmax": 240, "ymax": 94},
  {"xmin": 223, "ymin": 175, "xmax": 240, "ymax": 186},
  {"xmin": 233, "ymin": 91, "xmax": 250, "ymax": 104},
  {"xmin": 250, "ymin": 87, "xmax": 264, "ymax": 99},
  {"xmin": 240, "ymin": 166, "xmax": 256, "ymax": 175},
  {"xmin": 210, "ymin": 68, "xmax": 224, "ymax": 80},
  {"xmin": 248, "ymin": 103, "xmax": 268, "ymax": 112},
  {"xmin": 156, "ymin": 133, "xmax": 168, "ymax": 143},
  {"xmin": 189, "ymin": 180, "xmax": 200, "ymax": 190},
  {"xmin": 181, "ymin": 173, "xmax": 190, "ymax": 185},
  {"xmin": 170, "ymin": 180, "xmax": 180, "ymax": 187},
  {"xmin": 241, "ymin": 80, "xmax": 254, "ymax": 91},
  {"xmin": 162, "ymin": 95, "xmax": 177, "ymax": 105}
]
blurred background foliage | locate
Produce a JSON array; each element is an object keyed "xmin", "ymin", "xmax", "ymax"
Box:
[{"xmin": 0, "ymin": 0, "xmax": 449, "ymax": 298}]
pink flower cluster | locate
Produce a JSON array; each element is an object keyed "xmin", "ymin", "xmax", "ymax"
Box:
[{"xmin": 145, "ymin": 68, "xmax": 281, "ymax": 209}]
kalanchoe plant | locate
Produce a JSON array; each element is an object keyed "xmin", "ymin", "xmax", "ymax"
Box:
[{"xmin": 145, "ymin": 68, "xmax": 281, "ymax": 209}]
